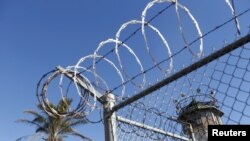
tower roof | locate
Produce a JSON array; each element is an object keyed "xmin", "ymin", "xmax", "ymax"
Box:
[{"xmin": 178, "ymin": 100, "xmax": 224, "ymax": 121}]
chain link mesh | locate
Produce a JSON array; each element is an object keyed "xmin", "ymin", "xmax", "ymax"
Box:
[{"xmin": 115, "ymin": 36, "xmax": 250, "ymax": 140}]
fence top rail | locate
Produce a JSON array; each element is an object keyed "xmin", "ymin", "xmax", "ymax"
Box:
[{"xmin": 110, "ymin": 34, "xmax": 250, "ymax": 114}]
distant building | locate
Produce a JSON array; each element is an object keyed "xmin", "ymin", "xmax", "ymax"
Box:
[{"xmin": 176, "ymin": 93, "xmax": 224, "ymax": 141}]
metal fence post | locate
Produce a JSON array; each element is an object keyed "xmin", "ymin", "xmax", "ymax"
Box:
[{"xmin": 103, "ymin": 93, "xmax": 116, "ymax": 141}]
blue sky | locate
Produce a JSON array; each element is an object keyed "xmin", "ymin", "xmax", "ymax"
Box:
[
  {"xmin": 0, "ymin": 0, "xmax": 148, "ymax": 140},
  {"xmin": 0, "ymin": 0, "xmax": 250, "ymax": 141}
]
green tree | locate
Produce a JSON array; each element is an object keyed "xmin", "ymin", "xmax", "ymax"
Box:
[{"xmin": 17, "ymin": 98, "xmax": 91, "ymax": 141}]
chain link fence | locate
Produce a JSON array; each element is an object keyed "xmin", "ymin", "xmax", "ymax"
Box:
[
  {"xmin": 35, "ymin": 0, "xmax": 250, "ymax": 141},
  {"xmin": 115, "ymin": 34, "xmax": 250, "ymax": 140}
]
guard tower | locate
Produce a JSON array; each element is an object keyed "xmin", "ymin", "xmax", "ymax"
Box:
[{"xmin": 176, "ymin": 91, "xmax": 224, "ymax": 141}]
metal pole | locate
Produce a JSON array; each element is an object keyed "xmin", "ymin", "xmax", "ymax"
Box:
[
  {"xmin": 103, "ymin": 94, "xmax": 117, "ymax": 141},
  {"xmin": 55, "ymin": 67, "xmax": 117, "ymax": 140},
  {"xmin": 56, "ymin": 66, "xmax": 105, "ymax": 104},
  {"xmin": 188, "ymin": 123, "xmax": 196, "ymax": 141}
]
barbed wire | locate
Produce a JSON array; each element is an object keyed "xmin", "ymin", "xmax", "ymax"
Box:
[
  {"xmin": 35, "ymin": 0, "xmax": 250, "ymax": 128},
  {"xmin": 36, "ymin": 0, "xmax": 177, "ymax": 118},
  {"xmin": 79, "ymin": 2, "xmax": 175, "ymax": 74},
  {"xmin": 116, "ymin": 33, "xmax": 250, "ymax": 140},
  {"xmin": 109, "ymin": 6, "xmax": 250, "ymax": 96}
]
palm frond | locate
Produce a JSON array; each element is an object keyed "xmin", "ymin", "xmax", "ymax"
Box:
[
  {"xmin": 58, "ymin": 121, "xmax": 73, "ymax": 135},
  {"xmin": 57, "ymin": 97, "xmax": 72, "ymax": 114},
  {"xmin": 24, "ymin": 110, "xmax": 44, "ymax": 118},
  {"xmin": 17, "ymin": 119, "xmax": 42, "ymax": 128},
  {"xmin": 37, "ymin": 103, "xmax": 56, "ymax": 115},
  {"xmin": 18, "ymin": 98, "xmax": 91, "ymax": 141},
  {"xmin": 37, "ymin": 104, "xmax": 50, "ymax": 113},
  {"xmin": 35, "ymin": 127, "xmax": 48, "ymax": 134},
  {"xmin": 33, "ymin": 116, "xmax": 47, "ymax": 123},
  {"xmin": 22, "ymin": 110, "xmax": 48, "ymax": 125}
]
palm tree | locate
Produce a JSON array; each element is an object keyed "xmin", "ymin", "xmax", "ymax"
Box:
[{"xmin": 17, "ymin": 98, "xmax": 91, "ymax": 141}]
